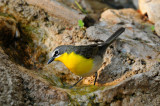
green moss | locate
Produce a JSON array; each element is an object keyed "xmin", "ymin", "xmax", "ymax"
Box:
[
  {"xmin": 42, "ymin": 74, "xmax": 63, "ymax": 87},
  {"xmin": 21, "ymin": 24, "xmax": 48, "ymax": 44},
  {"xmin": 69, "ymin": 85, "xmax": 104, "ymax": 95},
  {"xmin": 66, "ymin": 85, "xmax": 105, "ymax": 105},
  {"xmin": 67, "ymin": 94, "xmax": 80, "ymax": 106},
  {"xmin": 22, "ymin": 25, "xmax": 37, "ymax": 34},
  {"xmin": 0, "ymin": 12, "xmax": 15, "ymax": 19}
]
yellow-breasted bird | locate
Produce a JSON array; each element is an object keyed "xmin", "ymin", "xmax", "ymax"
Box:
[{"xmin": 48, "ymin": 27, "xmax": 125, "ymax": 88}]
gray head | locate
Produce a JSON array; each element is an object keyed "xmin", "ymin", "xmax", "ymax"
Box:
[{"xmin": 47, "ymin": 45, "xmax": 72, "ymax": 64}]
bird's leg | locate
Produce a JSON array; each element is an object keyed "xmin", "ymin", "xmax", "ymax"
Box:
[
  {"xmin": 94, "ymin": 72, "xmax": 97, "ymax": 85},
  {"xmin": 70, "ymin": 77, "xmax": 83, "ymax": 88}
]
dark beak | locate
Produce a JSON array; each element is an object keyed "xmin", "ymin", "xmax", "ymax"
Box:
[{"xmin": 47, "ymin": 57, "xmax": 55, "ymax": 64}]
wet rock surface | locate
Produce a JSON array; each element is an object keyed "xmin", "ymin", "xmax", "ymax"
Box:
[
  {"xmin": 0, "ymin": 0, "xmax": 160, "ymax": 105},
  {"xmin": 0, "ymin": 48, "xmax": 69, "ymax": 106}
]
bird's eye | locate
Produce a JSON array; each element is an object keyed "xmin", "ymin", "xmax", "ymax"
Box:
[
  {"xmin": 54, "ymin": 50, "xmax": 59, "ymax": 56},
  {"xmin": 51, "ymin": 49, "xmax": 60, "ymax": 57}
]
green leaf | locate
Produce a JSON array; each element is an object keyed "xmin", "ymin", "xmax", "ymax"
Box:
[
  {"xmin": 78, "ymin": 20, "xmax": 84, "ymax": 28},
  {"xmin": 151, "ymin": 25, "xmax": 155, "ymax": 31}
]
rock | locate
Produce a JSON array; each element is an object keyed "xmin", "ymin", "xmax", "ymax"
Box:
[
  {"xmin": 0, "ymin": 0, "xmax": 160, "ymax": 105},
  {"xmin": 100, "ymin": 9, "xmax": 142, "ymax": 26},
  {"xmin": 103, "ymin": 0, "xmax": 136, "ymax": 9},
  {"xmin": 86, "ymin": 8, "xmax": 160, "ymax": 105},
  {"xmin": 87, "ymin": 8, "xmax": 160, "ymax": 84},
  {"xmin": 99, "ymin": 66, "xmax": 160, "ymax": 105},
  {"xmin": 0, "ymin": 16, "xmax": 20, "ymax": 46},
  {"xmin": 102, "ymin": 0, "xmax": 138, "ymax": 9},
  {"xmin": 155, "ymin": 21, "xmax": 160, "ymax": 36},
  {"xmin": 0, "ymin": 47, "xmax": 69, "ymax": 105},
  {"xmin": 55, "ymin": 0, "xmax": 110, "ymax": 23},
  {"xmin": 26, "ymin": 0, "xmax": 86, "ymax": 25},
  {"xmin": 86, "ymin": 25, "xmax": 112, "ymax": 41},
  {"xmin": 132, "ymin": 0, "xmax": 139, "ymax": 9},
  {"xmin": 80, "ymin": 0, "xmax": 110, "ymax": 22},
  {"xmin": 139, "ymin": 0, "xmax": 160, "ymax": 23}
]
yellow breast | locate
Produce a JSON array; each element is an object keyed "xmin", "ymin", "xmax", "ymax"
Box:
[{"xmin": 54, "ymin": 52, "xmax": 93, "ymax": 76}]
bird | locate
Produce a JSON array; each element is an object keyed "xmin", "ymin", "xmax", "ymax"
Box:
[{"xmin": 48, "ymin": 27, "xmax": 125, "ymax": 88}]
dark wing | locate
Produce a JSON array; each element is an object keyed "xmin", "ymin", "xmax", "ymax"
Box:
[
  {"xmin": 72, "ymin": 44, "xmax": 99, "ymax": 59},
  {"xmin": 59, "ymin": 28, "xmax": 125, "ymax": 59}
]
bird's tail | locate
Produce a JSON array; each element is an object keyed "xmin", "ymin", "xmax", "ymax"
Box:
[{"xmin": 101, "ymin": 27, "xmax": 125, "ymax": 47}]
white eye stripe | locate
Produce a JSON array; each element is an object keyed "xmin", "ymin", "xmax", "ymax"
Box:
[
  {"xmin": 52, "ymin": 49, "xmax": 59, "ymax": 57},
  {"xmin": 51, "ymin": 52, "xmax": 54, "ymax": 57}
]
